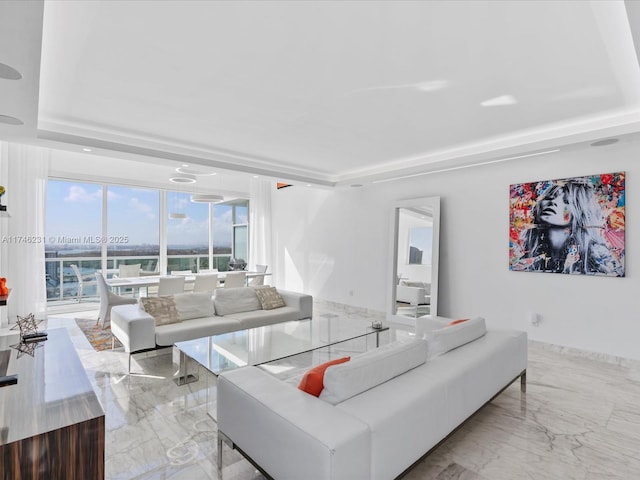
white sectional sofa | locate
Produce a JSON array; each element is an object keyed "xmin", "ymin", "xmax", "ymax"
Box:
[
  {"xmin": 110, "ymin": 286, "xmax": 313, "ymax": 364},
  {"xmin": 396, "ymin": 280, "xmax": 430, "ymax": 305},
  {"xmin": 217, "ymin": 317, "xmax": 527, "ymax": 480}
]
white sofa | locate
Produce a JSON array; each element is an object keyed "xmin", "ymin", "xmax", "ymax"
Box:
[
  {"xmin": 396, "ymin": 281, "xmax": 430, "ymax": 305},
  {"xmin": 217, "ymin": 317, "xmax": 527, "ymax": 480},
  {"xmin": 110, "ymin": 287, "xmax": 313, "ymax": 359}
]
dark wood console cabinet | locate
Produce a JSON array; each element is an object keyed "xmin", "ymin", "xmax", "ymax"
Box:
[{"xmin": 0, "ymin": 328, "xmax": 105, "ymax": 478}]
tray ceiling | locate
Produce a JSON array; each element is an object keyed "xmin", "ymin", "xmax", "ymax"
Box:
[{"xmin": 3, "ymin": 1, "xmax": 640, "ymax": 186}]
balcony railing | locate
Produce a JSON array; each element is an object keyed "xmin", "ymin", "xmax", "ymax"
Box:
[{"xmin": 45, "ymin": 254, "xmax": 232, "ymax": 303}]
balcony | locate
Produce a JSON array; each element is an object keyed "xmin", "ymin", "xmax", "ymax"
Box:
[{"xmin": 45, "ymin": 254, "xmax": 232, "ymax": 305}]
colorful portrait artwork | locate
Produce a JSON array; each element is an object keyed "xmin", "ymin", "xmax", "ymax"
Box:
[{"xmin": 509, "ymin": 172, "xmax": 625, "ymax": 277}]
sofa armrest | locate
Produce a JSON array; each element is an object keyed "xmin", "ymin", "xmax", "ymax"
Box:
[
  {"xmin": 218, "ymin": 366, "xmax": 370, "ymax": 480},
  {"xmin": 278, "ymin": 289, "xmax": 313, "ymax": 319},
  {"xmin": 110, "ymin": 304, "xmax": 157, "ymax": 353}
]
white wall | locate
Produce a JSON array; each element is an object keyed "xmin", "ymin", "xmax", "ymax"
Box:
[{"xmin": 272, "ymin": 139, "xmax": 640, "ymax": 361}]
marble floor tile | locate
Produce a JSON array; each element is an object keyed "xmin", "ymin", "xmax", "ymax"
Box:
[{"xmin": 40, "ymin": 309, "xmax": 640, "ymax": 479}]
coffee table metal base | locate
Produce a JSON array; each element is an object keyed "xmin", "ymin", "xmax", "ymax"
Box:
[{"xmin": 174, "ymin": 349, "xmax": 199, "ymax": 386}]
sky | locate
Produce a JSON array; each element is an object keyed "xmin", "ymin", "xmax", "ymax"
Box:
[
  {"xmin": 409, "ymin": 226, "xmax": 433, "ymax": 265},
  {"xmin": 46, "ymin": 180, "xmax": 235, "ymax": 247}
]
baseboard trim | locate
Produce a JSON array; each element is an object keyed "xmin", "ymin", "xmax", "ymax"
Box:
[{"xmin": 530, "ymin": 339, "xmax": 640, "ymax": 368}]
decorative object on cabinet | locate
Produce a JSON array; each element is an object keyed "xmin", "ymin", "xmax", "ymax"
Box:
[
  {"xmin": 14, "ymin": 313, "xmax": 38, "ymax": 337},
  {"xmin": 11, "ymin": 313, "xmax": 47, "ymax": 343}
]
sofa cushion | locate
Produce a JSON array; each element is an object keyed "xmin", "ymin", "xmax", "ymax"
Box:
[
  {"xmin": 427, "ymin": 316, "xmax": 486, "ymax": 358},
  {"xmin": 298, "ymin": 357, "xmax": 351, "ymax": 397},
  {"xmin": 139, "ymin": 296, "xmax": 181, "ymax": 326},
  {"xmin": 226, "ymin": 306, "xmax": 300, "ymax": 329},
  {"xmin": 254, "ymin": 286, "xmax": 286, "ymax": 310},
  {"xmin": 214, "ymin": 287, "xmax": 262, "ymax": 316},
  {"xmin": 173, "ymin": 292, "xmax": 215, "ymax": 320},
  {"xmin": 155, "ymin": 315, "xmax": 242, "ymax": 346},
  {"xmin": 415, "ymin": 315, "xmax": 448, "ymax": 337},
  {"xmin": 319, "ymin": 339, "xmax": 428, "ymax": 405}
]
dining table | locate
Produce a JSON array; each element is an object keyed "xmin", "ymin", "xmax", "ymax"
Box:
[{"xmin": 105, "ymin": 271, "xmax": 270, "ymax": 295}]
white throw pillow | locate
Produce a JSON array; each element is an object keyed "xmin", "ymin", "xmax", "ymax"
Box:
[
  {"xmin": 139, "ymin": 296, "xmax": 181, "ymax": 326},
  {"xmin": 213, "ymin": 287, "xmax": 262, "ymax": 316},
  {"xmin": 319, "ymin": 339, "xmax": 428, "ymax": 405},
  {"xmin": 415, "ymin": 315, "xmax": 448, "ymax": 338},
  {"xmin": 173, "ymin": 292, "xmax": 215, "ymax": 320},
  {"xmin": 427, "ymin": 316, "xmax": 486, "ymax": 358}
]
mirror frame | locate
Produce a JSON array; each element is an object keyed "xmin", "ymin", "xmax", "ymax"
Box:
[{"xmin": 387, "ymin": 196, "xmax": 441, "ymax": 324}]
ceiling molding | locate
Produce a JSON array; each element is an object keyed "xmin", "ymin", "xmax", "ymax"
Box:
[
  {"xmin": 37, "ymin": 129, "xmax": 337, "ymax": 187},
  {"xmin": 47, "ymin": 170, "xmax": 250, "ymax": 200}
]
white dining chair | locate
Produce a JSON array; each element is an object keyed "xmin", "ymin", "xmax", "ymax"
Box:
[
  {"xmin": 95, "ymin": 273, "xmax": 137, "ymax": 329},
  {"xmin": 223, "ymin": 271, "xmax": 246, "ymax": 288},
  {"xmin": 248, "ymin": 264, "xmax": 268, "ymax": 286},
  {"xmin": 193, "ymin": 274, "xmax": 219, "ymax": 293},
  {"xmin": 158, "ymin": 276, "xmax": 185, "ymax": 295},
  {"xmin": 169, "ymin": 270, "xmax": 194, "ymax": 291},
  {"xmin": 70, "ymin": 264, "xmax": 98, "ymax": 302},
  {"xmin": 248, "ymin": 274, "xmax": 266, "ymax": 286},
  {"xmin": 118, "ymin": 263, "xmax": 141, "ymax": 278}
]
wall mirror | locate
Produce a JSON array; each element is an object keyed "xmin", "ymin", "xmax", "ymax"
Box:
[{"xmin": 388, "ymin": 196, "xmax": 440, "ymax": 324}]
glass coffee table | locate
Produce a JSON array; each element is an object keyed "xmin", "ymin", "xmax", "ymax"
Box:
[
  {"xmin": 175, "ymin": 313, "xmax": 388, "ymax": 377},
  {"xmin": 174, "ymin": 314, "xmax": 389, "ymax": 418}
]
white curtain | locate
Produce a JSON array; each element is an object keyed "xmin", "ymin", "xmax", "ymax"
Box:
[
  {"xmin": 0, "ymin": 143, "xmax": 49, "ymax": 323},
  {"xmin": 248, "ymin": 178, "xmax": 273, "ymax": 273}
]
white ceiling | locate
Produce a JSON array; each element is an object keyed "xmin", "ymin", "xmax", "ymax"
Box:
[{"xmin": 3, "ymin": 0, "xmax": 640, "ymax": 187}]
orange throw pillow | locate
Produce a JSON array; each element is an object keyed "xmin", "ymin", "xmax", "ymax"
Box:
[
  {"xmin": 448, "ymin": 318, "xmax": 469, "ymax": 327},
  {"xmin": 298, "ymin": 357, "xmax": 350, "ymax": 397}
]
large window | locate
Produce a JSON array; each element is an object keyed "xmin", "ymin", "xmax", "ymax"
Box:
[
  {"xmin": 233, "ymin": 203, "xmax": 249, "ymax": 261},
  {"xmin": 167, "ymin": 191, "xmax": 208, "ymax": 273},
  {"xmin": 45, "ymin": 181, "xmax": 103, "ymax": 301},
  {"xmin": 212, "ymin": 200, "xmax": 249, "ymax": 270},
  {"xmin": 44, "ymin": 179, "xmax": 250, "ymax": 303},
  {"xmin": 107, "ymin": 186, "xmax": 159, "ymax": 272}
]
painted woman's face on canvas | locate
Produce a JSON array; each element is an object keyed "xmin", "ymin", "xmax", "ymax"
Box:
[{"xmin": 539, "ymin": 187, "xmax": 571, "ymax": 227}]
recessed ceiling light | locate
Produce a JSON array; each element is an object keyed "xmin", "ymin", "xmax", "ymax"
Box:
[
  {"xmin": 191, "ymin": 194, "xmax": 224, "ymax": 203},
  {"xmin": 415, "ymin": 80, "xmax": 448, "ymax": 92},
  {"xmin": 0, "ymin": 115, "xmax": 24, "ymax": 125},
  {"xmin": 0, "ymin": 62, "xmax": 22, "ymax": 80},
  {"xmin": 82, "ymin": 148, "xmax": 92, "ymax": 152},
  {"xmin": 480, "ymin": 95, "xmax": 517, "ymax": 107},
  {"xmin": 182, "ymin": 164, "xmax": 189, "ymax": 167},
  {"xmin": 169, "ymin": 174, "xmax": 197, "ymax": 184},
  {"xmin": 253, "ymin": 175, "xmax": 259, "ymax": 178},
  {"xmin": 306, "ymin": 184, "xmax": 312, "ymax": 187},
  {"xmin": 176, "ymin": 167, "xmax": 216, "ymax": 176},
  {"xmin": 590, "ymin": 138, "xmax": 619, "ymax": 147}
]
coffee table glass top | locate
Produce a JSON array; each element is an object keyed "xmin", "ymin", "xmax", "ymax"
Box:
[{"xmin": 174, "ymin": 314, "xmax": 388, "ymax": 375}]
